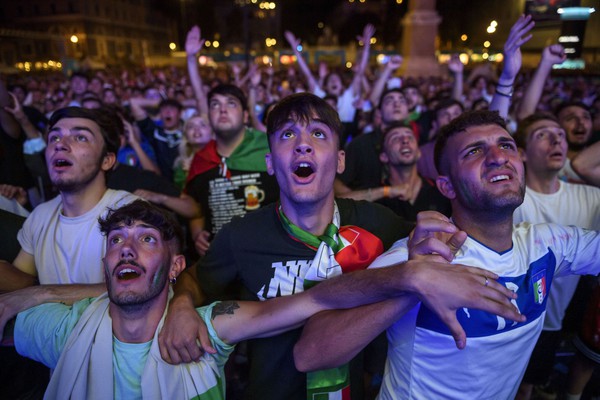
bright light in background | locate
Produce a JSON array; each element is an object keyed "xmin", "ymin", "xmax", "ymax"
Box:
[
  {"xmin": 169, "ymin": 42, "xmax": 177, "ymax": 50},
  {"xmin": 70, "ymin": 35, "xmax": 79, "ymax": 43},
  {"xmin": 296, "ymin": 45, "xmax": 303, "ymax": 52},
  {"xmin": 265, "ymin": 38, "xmax": 277, "ymax": 47},
  {"xmin": 461, "ymin": 34, "xmax": 468, "ymax": 41},
  {"xmin": 396, "ymin": 0, "xmax": 403, "ymax": 3},
  {"xmin": 459, "ymin": 53, "xmax": 469, "ymax": 64},
  {"xmin": 346, "ymin": 61, "xmax": 352, "ymax": 68},
  {"xmin": 198, "ymin": 55, "xmax": 208, "ymax": 65},
  {"xmin": 212, "ymin": 40, "xmax": 220, "ymax": 48},
  {"xmin": 490, "ymin": 20, "xmax": 498, "ymax": 27},
  {"xmin": 484, "ymin": 41, "xmax": 491, "ymax": 48},
  {"xmin": 318, "ymin": 22, "xmax": 324, "ymax": 29},
  {"xmin": 376, "ymin": 54, "xmax": 388, "ymax": 64},
  {"xmin": 370, "ymin": 37, "xmax": 377, "ymax": 44},
  {"xmin": 486, "ymin": 26, "xmax": 496, "ymax": 33},
  {"xmin": 205, "ymin": 41, "xmax": 211, "ymax": 47},
  {"xmin": 482, "ymin": 53, "xmax": 489, "ymax": 59}
]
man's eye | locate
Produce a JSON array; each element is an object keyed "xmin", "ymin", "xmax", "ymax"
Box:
[
  {"xmin": 209, "ymin": 102, "xmax": 219, "ymax": 109},
  {"xmin": 313, "ymin": 130, "xmax": 325, "ymax": 138},
  {"xmin": 142, "ymin": 235, "xmax": 157, "ymax": 243},
  {"xmin": 281, "ymin": 131, "xmax": 294, "ymax": 139},
  {"xmin": 500, "ymin": 143, "xmax": 515, "ymax": 150},
  {"xmin": 76, "ymin": 135, "xmax": 88, "ymax": 142},
  {"xmin": 109, "ymin": 236, "xmax": 122, "ymax": 245},
  {"xmin": 49, "ymin": 134, "xmax": 60, "ymax": 142},
  {"xmin": 466, "ymin": 148, "xmax": 480, "ymax": 156},
  {"xmin": 535, "ymin": 131, "xmax": 547, "ymax": 140},
  {"xmin": 227, "ymin": 101, "xmax": 237, "ymax": 108}
]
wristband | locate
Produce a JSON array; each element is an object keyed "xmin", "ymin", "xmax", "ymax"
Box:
[
  {"xmin": 495, "ymin": 90, "xmax": 512, "ymax": 98},
  {"xmin": 383, "ymin": 186, "xmax": 391, "ymax": 198},
  {"xmin": 496, "ymin": 82, "xmax": 513, "ymax": 88}
]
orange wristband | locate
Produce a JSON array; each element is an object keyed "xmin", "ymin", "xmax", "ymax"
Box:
[{"xmin": 383, "ymin": 186, "xmax": 390, "ymax": 198}]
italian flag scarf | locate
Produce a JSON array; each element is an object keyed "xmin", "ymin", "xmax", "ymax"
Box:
[{"xmin": 278, "ymin": 202, "xmax": 384, "ymax": 400}]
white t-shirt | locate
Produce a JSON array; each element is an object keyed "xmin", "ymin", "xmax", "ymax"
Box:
[
  {"xmin": 514, "ymin": 181, "xmax": 600, "ymax": 330},
  {"xmin": 17, "ymin": 189, "xmax": 137, "ymax": 284},
  {"xmin": 371, "ymin": 223, "xmax": 600, "ymax": 400},
  {"xmin": 314, "ymin": 86, "xmax": 358, "ymax": 123}
]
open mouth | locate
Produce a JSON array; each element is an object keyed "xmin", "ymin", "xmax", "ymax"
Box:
[
  {"xmin": 489, "ymin": 174, "xmax": 510, "ymax": 183},
  {"xmin": 117, "ymin": 268, "xmax": 141, "ymax": 280},
  {"xmin": 294, "ymin": 162, "xmax": 314, "ymax": 178},
  {"xmin": 54, "ymin": 159, "xmax": 73, "ymax": 167}
]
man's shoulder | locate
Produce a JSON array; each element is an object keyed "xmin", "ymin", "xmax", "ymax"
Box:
[{"xmin": 102, "ymin": 189, "xmax": 139, "ymax": 207}]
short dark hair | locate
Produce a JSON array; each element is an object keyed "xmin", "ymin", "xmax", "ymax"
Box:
[
  {"xmin": 554, "ymin": 101, "xmax": 590, "ymax": 117},
  {"xmin": 159, "ymin": 98, "xmax": 183, "ymax": 111},
  {"xmin": 434, "ymin": 99, "xmax": 464, "ymax": 119},
  {"xmin": 381, "ymin": 121, "xmax": 416, "ymax": 148},
  {"xmin": 70, "ymin": 71, "xmax": 89, "ymax": 81},
  {"xmin": 48, "ymin": 106, "xmax": 122, "ymax": 155},
  {"xmin": 98, "ymin": 199, "xmax": 183, "ymax": 253},
  {"xmin": 434, "ymin": 110, "xmax": 507, "ymax": 175},
  {"xmin": 378, "ymin": 88, "xmax": 405, "ymax": 110},
  {"xmin": 207, "ymin": 84, "xmax": 248, "ymax": 111},
  {"xmin": 266, "ymin": 93, "xmax": 343, "ymax": 149},
  {"xmin": 514, "ymin": 112, "xmax": 559, "ymax": 150}
]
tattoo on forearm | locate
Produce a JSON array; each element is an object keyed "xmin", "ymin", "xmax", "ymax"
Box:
[{"xmin": 211, "ymin": 301, "xmax": 240, "ymax": 319}]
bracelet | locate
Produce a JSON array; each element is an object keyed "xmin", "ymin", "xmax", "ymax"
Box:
[
  {"xmin": 496, "ymin": 82, "xmax": 513, "ymax": 88},
  {"xmin": 367, "ymin": 188, "xmax": 372, "ymax": 202},
  {"xmin": 383, "ymin": 186, "xmax": 391, "ymax": 198},
  {"xmin": 495, "ymin": 90, "xmax": 512, "ymax": 98}
]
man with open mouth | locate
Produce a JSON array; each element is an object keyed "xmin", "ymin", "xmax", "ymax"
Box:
[{"xmin": 161, "ymin": 94, "xmax": 521, "ymax": 400}]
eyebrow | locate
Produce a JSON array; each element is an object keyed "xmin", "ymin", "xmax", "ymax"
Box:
[{"xmin": 49, "ymin": 126, "xmax": 97, "ymax": 136}]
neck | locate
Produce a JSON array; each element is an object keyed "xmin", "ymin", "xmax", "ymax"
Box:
[
  {"xmin": 452, "ymin": 208, "xmax": 514, "ymax": 253},
  {"xmin": 60, "ymin": 177, "xmax": 108, "ymax": 217},
  {"xmin": 216, "ymin": 128, "xmax": 246, "ymax": 158},
  {"xmin": 280, "ymin": 195, "xmax": 335, "ymax": 236},
  {"xmin": 526, "ymin": 171, "xmax": 560, "ymax": 194},
  {"xmin": 109, "ymin": 289, "xmax": 168, "ymax": 343}
]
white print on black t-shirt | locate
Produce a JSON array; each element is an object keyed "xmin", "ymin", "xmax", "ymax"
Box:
[
  {"xmin": 256, "ymin": 259, "xmax": 312, "ymax": 301},
  {"xmin": 208, "ymin": 172, "xmax": 267, "ymax": 233}
]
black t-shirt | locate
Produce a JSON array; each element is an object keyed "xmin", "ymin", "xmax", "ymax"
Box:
[
  {"xmin": 338, "ymin": 130, "xmax": 383, "ymax": 190},
  {"xmin": 186, "ymin": 167, "xmax": 279, "ymax": 236},
  {"xmin": 107, "ymin": 163, "xmax": 180, "ymax": 197},
  {"xmin": 197, "ymin": 198, "xmax": 411, "ymax": 400},
  {"xmin": 377, "ymin": 177, "xmax": 452, "ymax": 222}
]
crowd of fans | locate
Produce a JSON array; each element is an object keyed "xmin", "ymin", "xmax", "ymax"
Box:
[{"xmin": 1, "ymin": 16, "xmax": 600, "ymax": 400}]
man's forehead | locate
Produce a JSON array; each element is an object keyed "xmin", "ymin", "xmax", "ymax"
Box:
[
  {"xmin": 51, "ymin": 117, "xmax": 100, "ymax": 132},
  {"xmin": 109, "ymin": 221, "xmax": 159, "ymax": 233},
  {"xmin": 210, "ymin": 93, "xmax": 241, "ymax": 104},
  {"xmin": 382, "ymin": 91, "xmax": 405, "ymax": 102},
  {"xmin": 385, "ymin": 126, "xmax": 414, "ymax": 140},
  {"xmin": 559, "ymin": 106, "xmax": 590, "ymax": 118},
  {"xmin": 454, "ymin": 124, "xmax": 513, "ymax": 145},
  {"xmin": 526, "ymin": 119, "xmax": 561, "ymax": 134}
]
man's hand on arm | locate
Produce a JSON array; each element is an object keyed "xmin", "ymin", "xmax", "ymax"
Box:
[{"xmin": 158, "ymin": 268, "xmax": 215, "ymax": 364}]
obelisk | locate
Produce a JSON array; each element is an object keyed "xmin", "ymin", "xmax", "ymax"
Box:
[{"xmin": 400, "ymin": 0, "xmax": 442, "ymax": 77}]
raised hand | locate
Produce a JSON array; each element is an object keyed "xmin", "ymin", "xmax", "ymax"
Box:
[
  {"xmin": 186, "ymin": 25, "xmax": 206, "ymax": 55},
  {"xmin": 284, "ymin": 30, "xmax": 301, "ymax": 50},
  {"xmin": 447, "ymin": 54, "xmax": 464, "ymax": 75},
  {"xmin": 408, "ymin": 211, "xmax": 467, "ymax": 262},
  {"xmin": 541, "ymin": 44, "xmax": 566, "ymax": 66},
  {"xmin": 501, "ymin": 14, "xmax": 535, "ymax": 83},
  {"xmin": 357, "ymin": 23, "xmax": 375, "ymax": 45}
]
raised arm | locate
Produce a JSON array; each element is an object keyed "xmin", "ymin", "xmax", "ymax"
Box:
[
  {"xmin": 516, "ymin": 44, "xmax": 566, "ymax": 120},
  {"xmin": 571, "ymin": 140, "xmax": 600, "ymax": 187},
  {"xmin": 284, "ymin": 30, "xmax": 319, "ymax": 92},
  {"xmin": 489, "ymin": 14, "xmax": 534, "ymax": 118},
  {"xmin": 185, "ymin": 25, "xmax": 209, "ymax": 117},
  {"xmin": 122, "ymin": 118, "xmax": 161, "ymax": 174},
  {"xmin": 0, "ymin": 81, "xmax": 22, "ymax": 139},
  {"xmin": 448, "ymin": 54, "xmax": 464, "ymax": 102},
  {"xmin": 368, "ymin": 55, "xmax": 403, "ymax": 106},
  {"xmin": 4, "ymin": 93, "xmax": 43, "ymax": 140},
  {"xmin": 350, "ymin": 24, "xmax": 375, "ymax": 97}
]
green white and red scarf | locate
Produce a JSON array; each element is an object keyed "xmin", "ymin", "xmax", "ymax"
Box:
[{"xmin": 278, "ymin": 202, "xmax": 384, "ymax": 399}]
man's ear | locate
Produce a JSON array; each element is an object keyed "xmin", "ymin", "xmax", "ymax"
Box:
[
  {"xmin": 170, "ymin": 254, "xmax": 186, "ymax": 280},
  {"xmin": 436, "ymin": 175, "xmax": 456, "ymax": 200},
  {"xmin": 336, "ymin": 150, "xmax": 345, "ymax": 174},
  {"xmin": 102, "ymin": 152, "xmax": 117, "ymax": 171},
  {"xmin": 379, "ymin": 151, "xmax": 389, "ymax": 164},
  {"xmin": 265, "ymin": 153, "xmax": 274, "ymax": 175}
]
